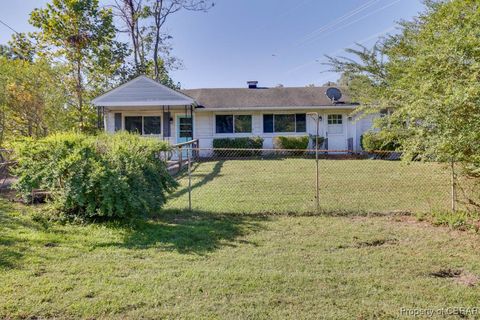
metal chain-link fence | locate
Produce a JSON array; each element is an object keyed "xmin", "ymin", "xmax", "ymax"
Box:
[{"xmin": 165, "ymin": 148, "xmax": 455, "ymax": 215}]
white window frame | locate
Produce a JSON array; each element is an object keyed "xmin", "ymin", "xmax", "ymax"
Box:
[
  {"xmin": 124, "ymin": 115, "xmax": 162, "ymax": 136},
  {"xmin": 263, "ymin": 113, "xmax": 307, "ymax": 133}
]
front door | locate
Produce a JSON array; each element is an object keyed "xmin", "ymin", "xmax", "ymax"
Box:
[
  {"xmin": 326, "ymin": 114, "xmax": 346, "ymax": 151},
  {"xmin": 176, "ymin": 115, "xmax": 193, "ymax": 143},
  {"xmin": 176, "ymin": 115, "xmax": 193, "ymax": 157}
]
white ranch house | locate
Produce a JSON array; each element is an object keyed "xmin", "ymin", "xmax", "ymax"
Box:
[{"xmin": 92, "ymin": 76, "xmax": 376, "ymax": 152}]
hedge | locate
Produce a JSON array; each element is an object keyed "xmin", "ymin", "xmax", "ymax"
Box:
[
  {"xmin": 12, "ymin": 132, "xmax": 178, "ymax": 219},
  {"xmin": 212, "ymin": 137, "xmax": 263, "ymax": 156},
  {"xmin": 273, "ymin": 136, "xmax": 309, "ymax": 150},
  {"xmin": 360, "ymin": 130, "xmax": 402, "ymax": 151}
]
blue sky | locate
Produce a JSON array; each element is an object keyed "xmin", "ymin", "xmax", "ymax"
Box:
[{"xmin": 0, "ymin": 0, "xmax": 424, "ymax": 89}]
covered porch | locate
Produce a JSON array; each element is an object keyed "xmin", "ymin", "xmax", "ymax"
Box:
[{"xmin": 92, "ymin": 75, "xmax": 196, "ymax": 146}]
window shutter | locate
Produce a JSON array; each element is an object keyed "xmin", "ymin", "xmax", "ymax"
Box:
[
  {"xmin": 263, "ymin": 114, "xmax": 273, "ymax": 133},
  {"xmin": 163, "ymin": 112, "xmax": 171, "ymax": 137},
  {"xmin": 114, "ymin": 113, "xmax": 122, "ymax": 131}
]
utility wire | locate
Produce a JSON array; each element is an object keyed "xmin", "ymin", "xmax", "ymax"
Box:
[
  {"xmin": 296, "ymin": 0, "xmax": 381, "ymax": 46},
  {"xmin": 0, "ymin": 17, "xmax": 70, "ymax": 65}
]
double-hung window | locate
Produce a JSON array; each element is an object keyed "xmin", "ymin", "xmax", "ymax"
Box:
[
  {"xmin": 263, "ymin": 113, "xmax": 306, "ymax": 133},
  {"xmin": 215, "ymin": 115, "xmax": 252, "ymax": 133},
  {"xmin": 125, "ymin": 116, "xmax": 161, "ymax": 135}
]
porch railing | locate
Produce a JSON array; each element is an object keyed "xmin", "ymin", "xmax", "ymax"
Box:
[{"xmin": 171, "ymin": 139, "xmax": 199, "ymax": 173}]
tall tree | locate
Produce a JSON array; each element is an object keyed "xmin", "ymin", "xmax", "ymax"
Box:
[
  {"xmin": 112, "ymin": 0, "xmax": 213, "ymax": 86},
  {"xmin": 327, "ymin": 0, "xmax": 480, "ymax": 208},
  {"xmin": 30, "ymin": 0, "xmax": 128, "ymax": 131},
  {"xmin": 0, "ymin": 57, "xmax": 68, "ymax": 145},
  {"xmin": 112, "ymin": 0, "xmax": 147, "ymax": 73}
]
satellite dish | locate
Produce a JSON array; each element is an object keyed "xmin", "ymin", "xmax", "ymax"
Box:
[{"xmin": 326, "ymin": 87, "xmax": 342, "ymax": 102}]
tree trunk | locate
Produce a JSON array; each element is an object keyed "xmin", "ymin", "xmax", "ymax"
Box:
[{"xmin": 76, "ymin": 58, "xmax": 84, "ymax": 131}]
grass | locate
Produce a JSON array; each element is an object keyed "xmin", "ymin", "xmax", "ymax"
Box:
[
  {"xmin": 166, "ymin": 159, "xmax": 452, "ymax": 214},
  {"xmin": 0, "ymin": 159, "xmax": 471, "ymax": 318},
  {"xmin": 2, "ymin": 199, "xmax": 480, "ymax": 319}
]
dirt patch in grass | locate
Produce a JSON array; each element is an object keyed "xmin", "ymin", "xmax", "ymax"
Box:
[
  {"xmin": 355, "ymin": 238, "xmax": 398, "ymax": 248},
  {"xmin": 430, "ymin": 269, "xmax": 479, "ymax": 287},
  {"xmin": 331, "ymin": 237, "xmax": 398, "ymax": 251},
  {"xmin": 44, "ymin": 242, "xmax": 58, "ymax": 248},
  {"xmin": 430, "ymin": 268, "xmax": 462, "ymax": 278},
  {"xmin": 456, "ymin": 272, "xmax": 480, "ymax": 287}
]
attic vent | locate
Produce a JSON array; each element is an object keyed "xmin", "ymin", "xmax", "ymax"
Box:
[{"xmin": 247, "ymin": 81, "xmax": 258, "ymax": 89}]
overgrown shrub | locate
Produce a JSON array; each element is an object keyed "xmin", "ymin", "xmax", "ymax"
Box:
[
  {"xmin": 360, "ymin": 130, "xmax": 402, "ymax": 151},
  {"xmin": 12, "ymin": 132, "xmax": 177, "ymax": 219},
  {"xmin": 274, "ymin": 136, "xmax": 309, "ymax": 150},
  {"xmin": 212, "ymin": 137, "xmax": 263, "ymax": 156}
]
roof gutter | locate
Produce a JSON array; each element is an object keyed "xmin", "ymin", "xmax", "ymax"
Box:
[
  {"xmin": 194, "ymin": 105, "xmax": 358, "ymax": 112},
  {"xmin": 92, "ymin": 100, "xmax": 195, "ymax": 107}
]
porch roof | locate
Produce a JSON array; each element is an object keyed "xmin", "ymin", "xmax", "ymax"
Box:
[{"xmin": 92, "ymin": 75, "xmax": 195, "ymax": 107}]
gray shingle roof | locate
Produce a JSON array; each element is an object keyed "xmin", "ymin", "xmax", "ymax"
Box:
[
  {"xmin": 92, "ymin": 75, "xmax": 194, "ymax": 107},
  {"xmin": 181, "ymin": 86, "xmax": 353, "ymax": 109}
]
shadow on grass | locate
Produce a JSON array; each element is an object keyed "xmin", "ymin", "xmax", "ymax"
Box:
[
  {"xmin": 0, "ymin": 202, "xmax": 34, "ymax": 269},
  {"xmin": 99, "ymin": 209, "xmax": 268, "ymax": 254},
  {"xmin": 169, "ymin": 160, "xmax": 225, "ymax": 200}
]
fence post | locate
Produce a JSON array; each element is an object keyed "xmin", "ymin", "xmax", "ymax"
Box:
[
  {"xmin": 451, "ymin": 159, "xmax": 457, "ymax": 212},
  {"xmin": 187, "ymin": 148, "xmax": 192, "ymax": 212},
  {"xmin": 178, "ymin": 146, "xmax": 183, "ymax": 173},
  {"xmin": 315, "ymin": 118, "xmax": 320, "ymax": 214}
]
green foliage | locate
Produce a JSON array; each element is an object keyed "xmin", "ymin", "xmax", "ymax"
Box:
[
  {"xmin": 327, "ymin": 0, "xmax": 480, "ymax": 161},
  {"xmin": 212, "ymin": 137, "xmax": 263, "ymax": 156},
  {"xmin": 310, "ymin": 135, "xmax": 325, "ymax": 149},
  {"xmin": 0, "ymin": 57, "xmax": 68, "ymax": 146},
  {"xmin": 274, "ymin": 136, "xmax": 309, "ymax": 150},
  {"xmin": 360, "ymin": 130, "xmax": 401, "ymax": 151},
  {"xmin": 328, "ymin": 0, "xmax": 480, "ymax": 209},
  {"xmin": 12, "ymin": 132, "xmax": 177, "ymax": 219},
  {"xmin": 427, "ymin": 210, "xmax": 480, "ymax": 231},
  {"xmin": 29, "ymin": 0, "xmax": 128, "ymax": 131}
]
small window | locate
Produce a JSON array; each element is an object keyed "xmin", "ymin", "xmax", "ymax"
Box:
[
  {"xmin": 125, "ymin": 116, "xmax": 142, "ymax": 134},
  {"xmin": 234, "ymin": 115, "xmax": 252, "ymax": 133},
  {"xmin": 274, "ymin": 114, "xmax": 295, "ymax": 132},
  {"xmin": 125, "ymin": 116, "xmax": 161, "ymax": 135},
  {"xmin": 215, "ymin": 115, "xmax": 252, "ymax": 133},
  {"xmin": 327, "ymin": 114, "xmax": 343, "ymax": 124},
  {"xmin": 262, "ymin": 113, "xmax": 307, "ymax": 133},
  {"xmin": 114, "ymin": 113, "xmax": 122, "ymax": 131},
  {"xmin": 144, "ymin": 116, "xmax": 161, "ymax": 135},
  {"xmin": 216, "ymin": 115, "xmax": 234, "ymax": 133}
]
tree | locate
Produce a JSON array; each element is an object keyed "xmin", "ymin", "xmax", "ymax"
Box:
[
  {"xmin": 112, "ymin": 0, "xmax": 213, "ymax": 86},
  {"xmin": 30, "ymin": 0, "xmax": 128, "ymax": 131},
  {"xmin": 0, "ymin": 57, "xmax": 68, "ymax": 145},
  {"xmin": 327, "ymin": 0, "xmax": 480, "ymax": 208}
]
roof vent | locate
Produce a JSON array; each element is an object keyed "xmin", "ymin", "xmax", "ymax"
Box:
[{"xmin": 247, "ymin": 81, "xmax": 258, "ymax": 89}]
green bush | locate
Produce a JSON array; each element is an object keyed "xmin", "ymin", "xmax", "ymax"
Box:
[
  {"xmin": 274, "ymin": 136, "xmax": 309, "ymax": 150},
  {"xmin": 212, "ymin": 137, "xmax": 263, "ymax": 156},
  {"xmin": 12, "ymin": 132, "xmax": 177, "ymax": 219},
  {"xmin": 360, "ymin": 130, "xmax": 402, "ymax": 151},
  {"xmin": 310, "ymin": 135, "xmax": 326, "ymax": 150}
]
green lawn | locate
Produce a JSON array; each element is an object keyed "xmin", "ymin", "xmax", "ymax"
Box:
[
  {"xmin": 166, "ymin": 159, "xmax": 452, "ymax": 214},
  {"xmin": 2, "ymin": 200, "xmax": 480, "ymax": 319},
  {"xmin": 0, "ymin": 160, "xmax": 470, "ymax": 319}
]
